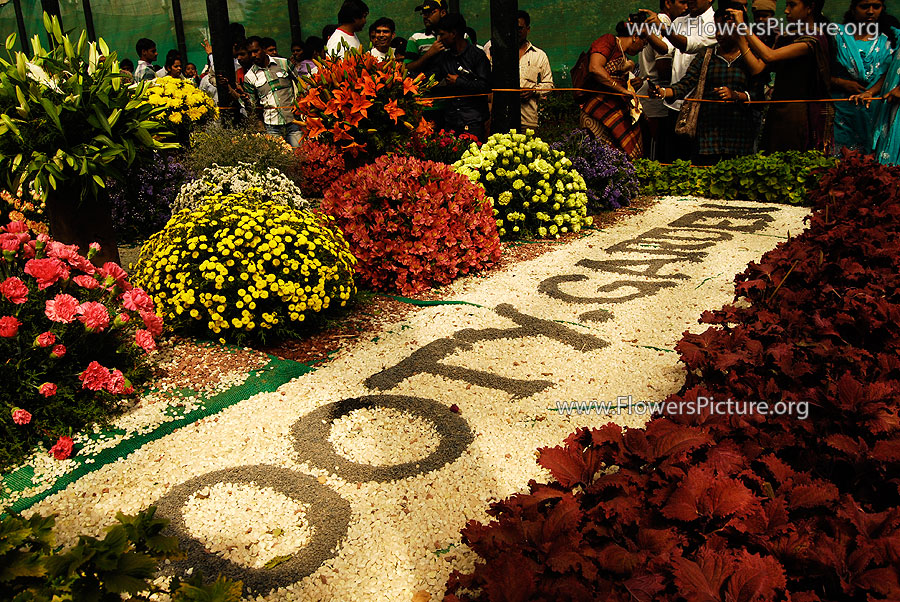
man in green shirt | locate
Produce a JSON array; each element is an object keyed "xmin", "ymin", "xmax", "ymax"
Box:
[{"xmin": 405, "ymin": 0, "xmax": 448, "ymax": 77}]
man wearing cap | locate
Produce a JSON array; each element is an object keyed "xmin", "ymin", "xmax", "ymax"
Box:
[{"xmin": 406, "ymin": 0, "xmax": 449, "ymax": 76}]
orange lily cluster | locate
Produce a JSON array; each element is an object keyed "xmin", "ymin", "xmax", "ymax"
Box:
[{"xmin": 295, "ymin": 50, "xmax": 435, "ymax": 156}]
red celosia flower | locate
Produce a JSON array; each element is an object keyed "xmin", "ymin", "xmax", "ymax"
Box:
[
  {"xmin": 77, "ymin": 301, "xmax": 110, "ymax": 331},
  {"xmin": 0, "ymin": 276, "xmax": 28, "ymax": 304},
  {"xmin": 49, "ymin": 436, "xmax": 74, "ymax": 460},
  {"xmin": 12, "ymin": 408, "xmax": 31, "ymax": 425},
  {"xmin": 39, "ymin": 382, "xmax": 57, "ymax": 397},
  {"xmin": 35, "ymin": 331, "xmax": 56, "ymax": 347},
  {"xmin": 79, "ymin": 361, "xmax": 110, "ymax": 391},
  {"xmin": 135, "ymin": 329, "xmax": 157, "ymax": 352},
  {"xmin": 0, "ymin": 315, "xmax": 21, "ymax": 337},
  {"xmin": 24, "ymin": 257, "xmax": 69, "ymax": 290},
  {"xmin": 45, "ymin": 293, "xmax": 79, "ymax": 323}
]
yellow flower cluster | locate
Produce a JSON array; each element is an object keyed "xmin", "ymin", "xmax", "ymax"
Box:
[
  {"xmin": 143, "ymin": 76, "xmax": 217, "ymax": 129},
  {"xmin": 133, "ymin": 190, "xmax": 358, "ymax": 344}
]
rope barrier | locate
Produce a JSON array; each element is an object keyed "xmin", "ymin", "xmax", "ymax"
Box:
[{"xmin": 215, "ymin": 85, "xmax": 887, "ymax": 111}]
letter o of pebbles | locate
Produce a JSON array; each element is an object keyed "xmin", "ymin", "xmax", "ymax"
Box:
[
  {"xmin": 291, "ymin": 395, "xmax": 474, "ymax": 482},
  {"xmin": 154, "ymin": 465, "xmax": 351, "ymax": 593}
]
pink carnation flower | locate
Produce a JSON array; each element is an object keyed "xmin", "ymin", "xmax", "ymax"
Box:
[
  {"xmin": 99, "ymin": 262, "xmax": 129, "ymax": 289},
  {"xmin": 5, "ymin": 220, "xmax": 27, "ymax": 233},
  {"xmin": 51, "ymin": 344, "xmax": 66, "ymax": 358},
  {"xmin": 0, "ymin": 276, "xmax": 28, "ymax": 304},
  {"xmin": 89, "ymin": 242, "xmax": 101, "ymax": 251},
  {"xmin": 24, "ymin": 257, "xmax": 70, "ymax": 290},
  {"xmin": 49, "ymin": 436, "xmax": 74, "ymax": 460},
  {"xmin": 106, "ymin": 369, "xmax": 126, "ymax": 395},
  {"xmin": 45, "ymin": 294, "xmax": 79, "ymax": 323},
  {"xmin": 79, "ymin": 361, "xmax": 110, "ymax": 391},
  {"xmin": 140, "ymin": 310, "xmax": 164, "ymax": 337},
  {"xmin": 72, "ymin": 275, "xmax": 100, "ymax": 290},
  {"xmin": 39, "ymin": 382, "xmax": 57, "ymax": 397},
  {"xmin": 12, "ymin": 408, "xmax": 31, "ymax": 425},
  {"xmin": 135, "ymin": 329, "xmax": 157, "ymax": 352},
  {"xmin": 36, "ymin": 331, "xmax": 56, "ymax": 347},
  {"xmin": 121, "ymin": 288, "xmax": 155, "ymax": 312},
  {"xmin": 0, "ymin": 315, "xmax": 21, "ymax": 338},
  {"xmin": 77, "ymin": 301, "xmax": 110, "ymax": 331}
]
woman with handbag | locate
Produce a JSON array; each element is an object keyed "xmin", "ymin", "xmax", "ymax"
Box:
[
  {"xmin": 729, "ymin": 1, "xmax": 833, "ymax": 152},
  {"xmin": 579, "ymin": 22, "xmax": 646, "ymax": 158},
  {"xmin": 651, "ymin": 8, "xmax": 763, "ymax": 163}
]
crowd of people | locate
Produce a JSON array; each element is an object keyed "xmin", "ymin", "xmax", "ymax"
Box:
[
  {"xmin": 590, "ymin": 0, "xmax": 900, "ymax": 165},
  {"xmin": 115, "ymin": 0, "xmax": 900, "ymax": 164},
  {"xmin": 119, "ymin": 0, "xmax": 550, "ymax": 147}
]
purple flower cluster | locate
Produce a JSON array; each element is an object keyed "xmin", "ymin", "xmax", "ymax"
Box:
[
  {"xmin": 107, "ymin": 152, "xmax": 192, "ymax": 244},
  {"xmin": 551, "ymin": 130, "xmax": 639, "ymax": 210}
]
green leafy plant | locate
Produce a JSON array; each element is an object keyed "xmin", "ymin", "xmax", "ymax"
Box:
[
  {"xmin": 0, "ymin": 507, "xmax": 242, "ymax": 601},
  {"xmin": 185, "ymin": 123, "xmax": 298, "ymax": 180},
  {"xmin": 0, "ymin": 15, "xmax": 174, "ymax": 204},
  {"xmin": 454, "ymin": 130, "xmax": 592, "ymax": 239},
  {"xmin": 635, "ymin": 151, "xmax": 838, "ymax": 205},
  {"xmin": 134, "ymin": 190, "xmax": 357, "ymax": 344}
]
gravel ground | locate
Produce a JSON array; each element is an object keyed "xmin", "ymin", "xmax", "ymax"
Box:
[{"xmin": 21, "ymin": 197, "xmax": 809, "ymax": 601}]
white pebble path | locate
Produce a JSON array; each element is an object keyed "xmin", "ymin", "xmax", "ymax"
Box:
[{"xmin": 24, "ymin": 197, "xmax": 809, "ymax": 601}]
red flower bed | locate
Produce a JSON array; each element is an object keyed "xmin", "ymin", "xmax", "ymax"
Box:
[
  {"xmin": 446, "ymin": 151, "xmax": 900, "ymax": 602},
  {"xmin": 294, "ymin": 139, "xmax": 347, "ymax": 199},
  {"xmin": 321, "ymin": 155, "xmax": 501, "ymax": 295}
]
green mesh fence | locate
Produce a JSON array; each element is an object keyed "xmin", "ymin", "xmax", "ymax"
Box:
[{"xmin": 0, "ymin": 0, "xmax": 735, "ymax": 84}]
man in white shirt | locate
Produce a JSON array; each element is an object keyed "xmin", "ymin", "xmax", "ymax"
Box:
[
  {"xmin": 134, "ymin": 38, "xmax": 158, "ymax": 82},
  {"xmin": 326, "ymin": 0, "xmax": 369, "ymax": 58},
  {"xmin": 483, "ymin": 11, "xmax": 554, "ymax": 131},
  {"xmin": 642, "ymin": 0, "xmax": 716, "ymax": 157},
  {"xmin": 368, "ymin": 17, "xmax": 396, "ymax": 61}
]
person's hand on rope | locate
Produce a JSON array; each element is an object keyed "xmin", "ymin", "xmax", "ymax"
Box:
[
  {"xmin": 714, "ymin": 86, "xmax": 746, "ymax": 102},
  {"xmin": 851, "ymin": 87, "xmax": 877, "ymax": 107},
  {"xmin": 834, "ymin": 77, "xmax": 865, "ymax": 95}
]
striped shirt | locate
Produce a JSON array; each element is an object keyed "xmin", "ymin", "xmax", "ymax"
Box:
[
  {"xmin": 243, "ymin": 56, "xmax": 298, "ymax": 126},
  {"xmin": 134, "ymin": 60, "xmax": 156, "ymax": 82}
]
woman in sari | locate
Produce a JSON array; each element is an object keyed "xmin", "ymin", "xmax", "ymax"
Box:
[
  {"xmin": 730, "ymin": 0, "xmax": 834, "ymax": 152},
  {"xmin": 831, "ymin": 0, "xmax": 895, "ymax": 152},
  {"xmin": 580, "ymin": 22, "xmax": 646, "ymax": 158}
]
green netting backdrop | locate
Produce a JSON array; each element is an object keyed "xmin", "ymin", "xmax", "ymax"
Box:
[
  {"xmin": 0, "ymin": 0, "xmax": 658, "ymax": 81},
  {"xmin": 0, "ymin": 0, "xmax": 793, "ymax": 84}
]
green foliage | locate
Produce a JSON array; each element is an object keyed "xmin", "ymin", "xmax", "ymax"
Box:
[
  {"xmin": 185, "ymin": 123, "xmax": 298, "ymax": 180},
  {"xmin": 0, "ymin": 14, "xmax": 175, "ymax": 203},
  {"xmin": 635, "ymin": 151, "xmax": 838, "ymax": 205},
  {"xmin": 0, "ymin": 507, "xmax": 242, "ymax": 601}
]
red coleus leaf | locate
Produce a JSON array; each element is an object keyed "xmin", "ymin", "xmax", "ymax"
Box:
[
  {"xmin": 482, "ymin": 552, "xmax": 538, "ymax": 602},
  {"xmin": 723, "ymin": 551, "xmax": 787, "ymax": 602}
]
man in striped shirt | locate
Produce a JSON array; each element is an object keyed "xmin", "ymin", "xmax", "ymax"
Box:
[
  {"xmin": 405, "ymin": 0, "xmax": 448, "ymax": 77},
  {"xmin": 243, "ymin": 36, "xmax": 301, "ymax": 147}
]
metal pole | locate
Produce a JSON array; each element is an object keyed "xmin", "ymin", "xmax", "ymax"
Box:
[
  {"xmin": 204, "ymin": 0, "xmax": 237, "ymax": 124},
  {"xmin": 82, "ymin": 0, "xmax": 96, "ymax": 41},
  {"xmin": 12, "ymin": 0, "xmax": 28, "ymax": 52},
  {"xmin": 172, "ymin": 0, "xmax": 189, "ymax": 66},
  {"xmin": 287, "ymin": 0, "xmax": 302, "ymax": 44},
  {"xmin": 489, "ymin": 0, "xmax": 520, "ymax": 133}
]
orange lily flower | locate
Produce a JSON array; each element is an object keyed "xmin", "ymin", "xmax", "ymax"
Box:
[{"xmin": 384, "ymin": 99, "xmax": 405, "ymax": 124}]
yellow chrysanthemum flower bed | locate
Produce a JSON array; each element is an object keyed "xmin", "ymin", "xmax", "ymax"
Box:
[
  {"xmin": 142, "ymin": 76, "xmax": 217, "ymax": 131},
  {"xmin": 133, "ymin": 190, "xmax": 357, "ymax": 344}
]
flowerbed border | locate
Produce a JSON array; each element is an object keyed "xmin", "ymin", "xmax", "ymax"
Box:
[{"xmin": 2, "ymin": 356, "xmax": 312, "ymax": 514}]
